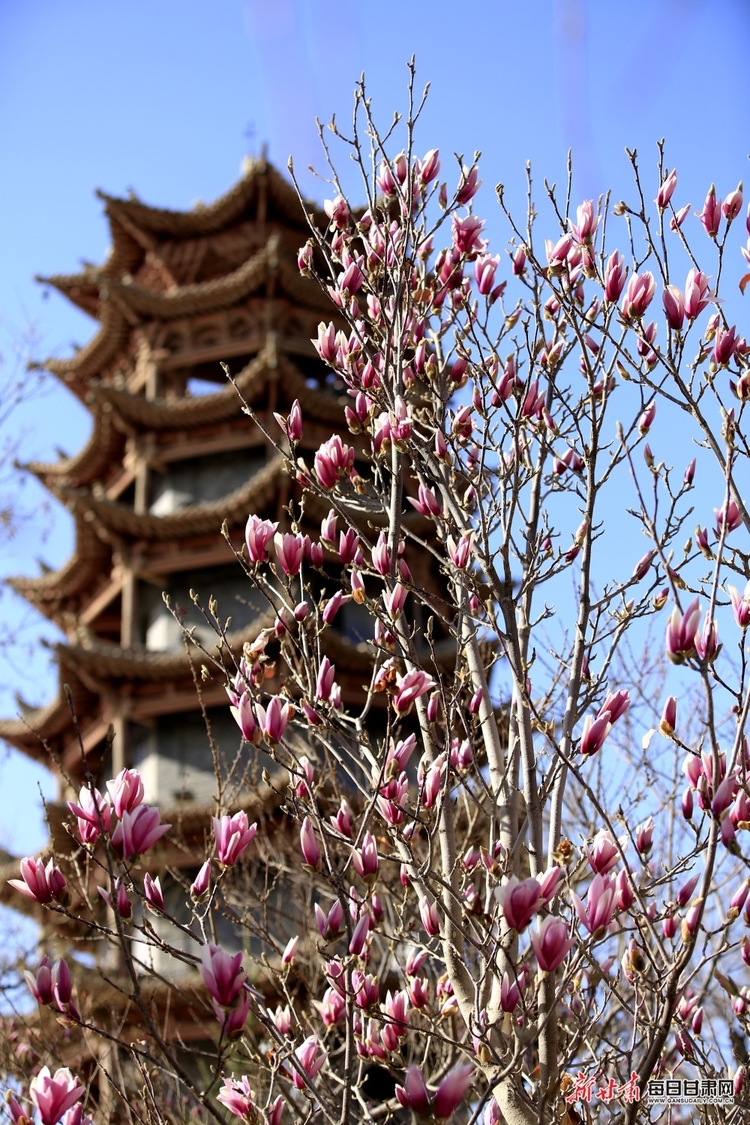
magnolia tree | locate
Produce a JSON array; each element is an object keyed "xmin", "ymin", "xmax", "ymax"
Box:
[{"xmin": 7, "ymin": 71, "xmax": 750, "ymax": 1125}]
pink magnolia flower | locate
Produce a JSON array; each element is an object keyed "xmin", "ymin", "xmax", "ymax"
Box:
[
  {"xmin": 67, "ymin": 787, "xmax": 112, "ymax": 845},
  {"xmin": 636, "ymin": 817, "xmax": 654, "ymax": 855},
  {"xmin": 273, "ymin": 399, "xmax": 302, "ymax": 442},
  {"xmin": 320, "ymin": 508, "xmax": 338, "ymax": 543},
  {"xmin": 348, "ymin": 913, "xmax": 371, "ymax": 956},
  {"xmin": 143, "ymin": 873, "xmax": 164, "ymax": 912},
  {"xmin": 352, "ymin": 969, "xmax": 379, "ymax": 1009},
  {"xmin": 417, "ymin": 147, "xmax": 441, "ymax": 186},
  {"xmin": 665, "ymin": 598, "xmax": 702, "ymax": 664},
  {"xmin": 336, "ymin": 259, "xmax": 364, "ymax": 298},
  {"xmin": 292, "ymin": 1034, "xmax": 326, "ymax": 1089},
  {"xmin": 107, "ymin": 768, "xmax": 144, "ymax": 818},
  {"xmin": 419, "ymin": 896, "xmax": 440, "ymax": 936},
  {"xmin": 452, "ymin": 214, "xmax": 487, "ymax": 257},
  {"xmin": 322, "ymin": 590, "xmax": 350, "ymax": 625},
  {"xmin": 299, "ymin": 817, "xmax": 320, "ymax": 869},
  {"xmin": 337, "ymin": 528, "xmax": 360, "ymax": 565},
  {"xmin": 324, "ymin": 195, "xmax": 349, "ymax": 229},
  {"xmin": 632, "ymin": 550, "xmax": 656, "ymax": 581},
  {"xmin": 615, "ymin": 869, "xmax": 635, "ymax": 911},
  {"xmin": 497, "ymin": 875, "xmax": 543, "ymax": 932},
  {"xmin": 393, "ymin": 668, "xmax": 436, "ymax": 715},
  {"xmin": 214, "ymin": 990, "xmax": 250, "ymax": 1038},
  {"xmin": 316, "ymin": 656, "xmax": 337, "ymax": 702},
  {"xmin": 350, "ymin": 567, "xmax": 366, "ymax": 603},
  {"xmin": 696, "ymin": 185, "xmax": 722, "ymax": 237},
  {"xmin": 714, "ymin": 325, "xmax": 739, "ymax": 366},
  {"xmin": 377, "ymin": 773, "xmax": 409, "ymax": 826},
  {"xmin": 371, "ymin": 531, "xmax": 391, "ymax": 576},
  {"xmin": 330, "ymin": 797, "xmax": 353, "ymax": 837},
  {"xmin": 216, "ymin": 1075, "xmax": 258, "ymax": 1120},
  {"xmin": 586, "ymin": 829, "xmax": 623, "ymax": 875},
  {"xmin": 408, "ymin": 483, "xmax": 441, "ymax": 518},
  {"xmin": 110, "ymin": 805, "xmax": 171, "ymax": 860},
  {"xmin": 531, "ymin": 915, "xmax": 575, "ymax": 973},
  {"xmin": 377, "ymin": 159, "xmax": 395, "ymax": 196},
  {"xmin": 433, "ymin": 1063, "xmax": 475, "ymax": 1119},
  {"xmin": 383, "ymin": 988, "xmax": 410, "ymax": 1032},
  {"xmin": 447, "ymin": 533, "xmax": 472, "ymax": 569},
  {"xmin": 729, "ymin": 582, "xmax": 750, "ymax": 630},
  {"xmin": 257, "ymin": 696, "xmax": 291, "ymax": 745},
  {"xmin": 315, "ymin": 985, "xmax": 346, "ymax": 1026},
  {"xmin": 191, "ymin": 859, "xmax": 211, "ymax": 901},
  {"xmin": 660, "ymin": 695, "xmax": 678, "ymax": 736},
  {"xmin": 9, "ymin": 856, "xmax": 66, "ymax": 904},
  {"xmin": 420, "ymin": 753, "xmax": 446, "ymax": 809},
  {"xmin": 622, "ymin": 271, "xmax": 656, "ymax": 318},
  {"xmin": 351, "ymin": 832, "xmax": 379, "ymax": 881},
  {"xmin": 671, "ymin": 203, "xmax": 691, "ymax": 229},
  {"xmin": 281, "ymin": 935, "xmax": 299, "ymax": 964},
  {"xmin": 25, "ymin": 956, "xmax": 55, "ymax": 1006},
  {"xmin": 314, "ymin": 321, "xmax": 337, "ymax": 364},
  {"xmin": 396, "ymin": 1067, "xmax": 431, "ymax": 1116},
  {"xmin": 30, "ymin": 1067, "xmax": 85, "ymax": 1125},
  {"xmin": 383, "ymin": 583, "xmax": 409, "ymax": 619},
  {"xmin": 656, "ymin": 169, "xmax": 678, "ymax": 210},
  {"xmin": 244, "ymin": 517, "xmax": 279, "ymax": 564},
  {"xmin": 723, "ymin": 183, "xmax": 744, "ymax": 221},
  {"xmin": 213, "ymin": 812, "xmax": 257, "ymax": 868},
  {"xmin": 389, "ymin": 396, "xmax": 412, "ymax": 443},
  {"xmin": 683, "ymin": 268, "xmax": 712, "ymax": 320},
  {"xmin": 314, "ymin": 434, "xmax": 354, "ymax": 489},
  {"xmin": 545, "ymin": 233, "xmax": 574, "ymax": 273},
  {"xmin": 457, "ymin": 164, "xmax": 481, "ymax": 204},
  {"xmin": 230, "ymin": 690, "xmax": 258, "ymax": 743},
  {"xmin": 297, "ymin": 242, "xmax": 313, "ymax": 274},
  {"xmin": 662, "ymin": 285, "xmax": 685, "ymax": 331},
  {"xmin": 596, "ymin": 689, "xmax": 630, "ymax": 724},
  {"xmin": 695, "ymin": 613, "xmax": 719, "ymax": 663},
  {"xmin": 573, "ymin": 874, "xmax": 618, "ymax": 937},
  {"xmin": 475, "ymin": 253, "xmax": 500, "ymax": 295},
  {"xmin": 500, "ymin": 970, "xmax": 523, "ymax": 1012},
  {"xmin": 579, "ymin": 712, "xmax": 611, "ymax": 758},
  {"xmin": 200, "ymin": 943, "xmax": 246, "ymax": 1008},
  {"xmin": 537, "ymin": 866, "xmax": 563, "ymax": 906},
  {"xmin": 682, "ymin": 788, "xmax": 694, "ymax": 820},
  {"xmin": 315, "ymin": 900, "xmax": 344, "ymax": 941},
  {"xmin": 98, "ymin": 878, "xmax": 132, "ymax": 919},
  {"xmin": 604, "ymin": 250, "xmax": 627, "ymax": 302},
  {"xmin": 511, "ymin": 245, "xmax": 527, "ymax": 276},
  {"xmin": 715, "ymin": 498, "xmax": 742, "ymax": 536},
  {"xmin": 570, "ymin": 199, "xmax": 598, "ymax": 243},
  {"xmin": 274, "ymin": 532, "xmax": 305, "ymax": 577}
]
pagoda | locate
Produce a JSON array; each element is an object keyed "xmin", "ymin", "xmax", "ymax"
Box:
[
  {"xmin": 0, "ymin": 163, "xmax": 457, "ymax": 1108},
  {"xmin": 0, "ymin": 159, "xmax": 359, "ymax": 803},
  {"xmin": 0, "ymin": 161, "xmax": 386, "ymax": 1023}
]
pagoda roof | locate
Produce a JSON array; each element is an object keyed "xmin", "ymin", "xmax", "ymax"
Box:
[
  {"xmin": 58, "ymin": 596, "xmax": 388, "ymax": 685},
  {"xmin": 98, "ymin": 159, "xmax": 322, "ymax": 240},
  {"xmin": 22, "ymin": 410, "xmax": 124, "ymax": 489},
  {"xmin": 55, "ymin": 454, "xmax": 284, "ymax": 542},
  {"xmin": 55, "ymin": 615, "xmax": 276, "ymax": 684},
  {"xmin": 8, "ymin": 515, "xmax": 111, "ymax": 609},
  {"xmin": 41, "ymin": 301, "xmax": 130, "ymax": 389},
  {"xmin": 0, "ymin": 665, "xmax": 98, "ymax": 763},
  {"xmin": 87, "ymin": 351, "xmax": 346, "ymax": 432},
  {"xmin": 39, "ymin": 244, "xmax": 333, "ymax": 398},
  {"xmin": 36, "ymin": 161, "xmax": 325, "ymax": 319},
  {"xmin": 91, "ymin": 239, "xmax": 331, "ymax": 321}
]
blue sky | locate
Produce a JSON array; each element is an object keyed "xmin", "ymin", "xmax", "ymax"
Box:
[{"xmin": 0, "ymin": 0, "xmax": 749, "ymax": 857}]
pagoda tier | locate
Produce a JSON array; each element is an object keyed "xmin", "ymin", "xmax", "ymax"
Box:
[{"xmin": 0, "ymin": 160, "xmax": 361, "ymax": 805}]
